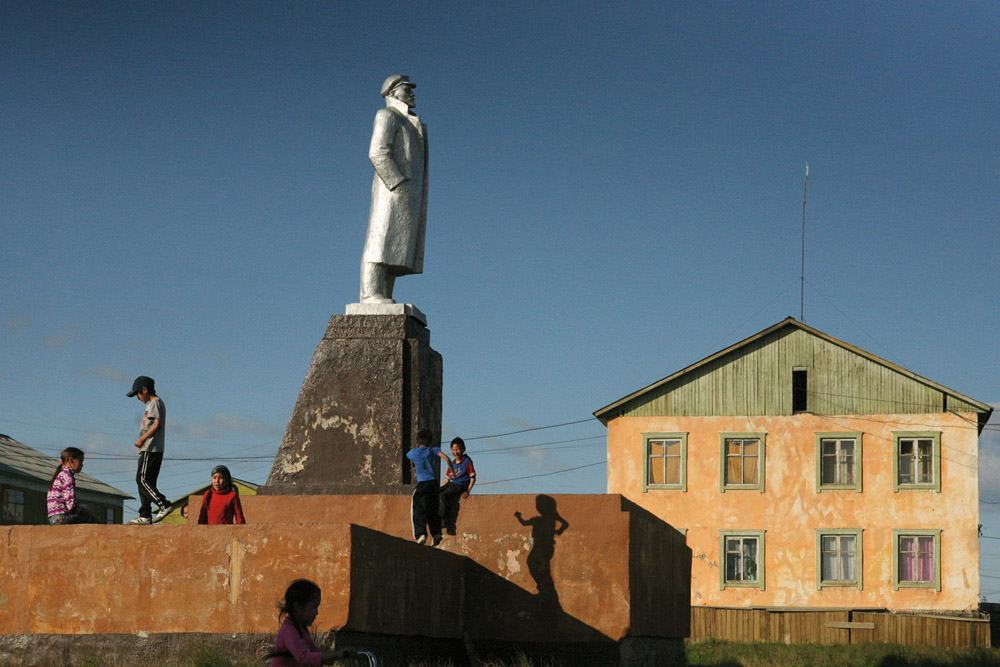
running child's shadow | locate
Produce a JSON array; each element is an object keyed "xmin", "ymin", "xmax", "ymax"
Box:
[{"xmin": 514, "ymin": 494, "xmax": 569, "ymax": 608}]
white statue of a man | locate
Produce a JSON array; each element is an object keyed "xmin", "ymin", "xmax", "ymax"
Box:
[{"xmin": 359, "ymin": 75, "xmax": 428, "ymax": 304}]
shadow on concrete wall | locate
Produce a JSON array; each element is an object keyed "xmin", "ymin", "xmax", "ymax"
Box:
[
  {"xmin": 346, "ymin": 522, "xmax": 616, "ymax": 665},
  {"xmin": 515, "ymin": 494, "xmax": 570, "ymax": 608}
]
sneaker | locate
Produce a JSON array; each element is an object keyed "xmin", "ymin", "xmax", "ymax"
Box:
[
  {"xmin": 153, "ymin": 506, "xmax": 172, "ymax": 523},
  {"xmin": 127, "ymin": 517, "xmax": 152, "ymax": 525},
  {"xmin": 416, "ymin": 535, "xmax": 426, "ymax": 545},
  {"xmin": 431, "ymin": 534, "xmax": 443, "ymax": 547}
]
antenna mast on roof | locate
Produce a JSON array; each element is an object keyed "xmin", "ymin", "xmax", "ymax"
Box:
[{"xmin": 800, "ymin": 163, "xmax": 808, "ymax": 322}]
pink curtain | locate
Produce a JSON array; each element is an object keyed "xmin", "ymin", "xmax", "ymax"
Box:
[
  {"xmin": 917, "ymin": 536, "xmax": 934, "ymax": 581},
  {"xmin": 899, "ymin": 536, "xmax": 934, "ymax": 582},
  {"xmin": 899, "ymin": 537, "xmax": 915, "ymax": 581}
]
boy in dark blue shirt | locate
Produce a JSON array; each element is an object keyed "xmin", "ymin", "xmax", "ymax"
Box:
[
  {"xmin": 406, "ymin": 428, "xmax": 454, "ymax": 546},
  {"xmin": 439, "ymin": 437, "xmax": 476, "ymax": 535}
]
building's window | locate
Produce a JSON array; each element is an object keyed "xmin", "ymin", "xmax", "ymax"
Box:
[
  {"xmin": 892, "ymin": 529, "xmax": 941, "ymax": 591},
  {"xmin": 720, "ymin": 433, "xmax": 766, "ymax": 492},
  {"xmin": 104, "ymin": 507, "xmax": 117, "ymax": 524},
  {"xmin": 2, "ymin": 487, "xmax": 27, "ymax": 524},
  {"xmin": 792, "ymin": 368, "xmax": 808, "ymax": 413},
  {"xmin": 815, "ymin": 432, "xmax": 863, "ymax": 492},
  {"xmin": 893, "ymin": 432, "xmax": 941, "ymax": 492},
  {"xmin": 643, "ymin": 432, "xmax": 687, "ymax": 492},
  {"xmin": 719, "ymin": 530, "xmax": 765, "ymax": 590},
  {"xmin": 815, "ymin": 529, "xmax": 863, "ymax": 590}
]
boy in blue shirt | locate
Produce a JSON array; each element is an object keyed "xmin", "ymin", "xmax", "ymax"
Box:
[{"xmin": 406, "ymin": 428, "xmax": 453, "ymax": 546}]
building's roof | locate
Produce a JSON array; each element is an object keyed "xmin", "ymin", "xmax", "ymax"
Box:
[
  {"xmin": 594, "ymin": 317, "xmax": 994, "ymax": 430},
  {"xmin": 167, "ymin": 478, "xmax": 260, "ymax": 507},
  {"xmin": 0, "ymin": 433, "xmax": 133, "ymax": 499}
]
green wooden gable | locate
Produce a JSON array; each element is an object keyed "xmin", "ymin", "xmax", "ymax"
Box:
[{"xmin": 594, "ymin": 318, "xmax": 993, "ymax": 431}]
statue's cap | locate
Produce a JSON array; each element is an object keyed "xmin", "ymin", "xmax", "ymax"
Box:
[{"xmin": 381, "ymin": 75, "xmax": 416, "ymax": 97}]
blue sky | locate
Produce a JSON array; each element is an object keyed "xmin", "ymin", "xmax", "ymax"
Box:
[{"xmin": 2, "ymin": 2, "xmax": 999, "ymax": 593}]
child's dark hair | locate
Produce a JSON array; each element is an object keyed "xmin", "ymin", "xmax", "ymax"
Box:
[
  {"xmin": 416, "ymin": 428, "xmax": 433, "ymax": 445},
  {"xmin": 450, "ymin": 437, "xmax": 466, "ymax": 453},
  {"xmin": 49, "ymin": 447, "xmax": 84, "ymax": 490},
  {"xmin": 278, "ymin": 578, "xmax": 321, "ymax": 632}
]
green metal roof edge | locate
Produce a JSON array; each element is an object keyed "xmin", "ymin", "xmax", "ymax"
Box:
[
  {"xmin": 166, "ymin": 478, "xmax": 261, "ymax": 507},
  {"xmin": 593, "ymin": 317, "xmax": 994, "ymax": 429}
]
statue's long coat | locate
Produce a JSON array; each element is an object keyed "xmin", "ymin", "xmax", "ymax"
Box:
[{"xmin": 362, "ymin": 107, "xmax": 428, "ymax": 274}]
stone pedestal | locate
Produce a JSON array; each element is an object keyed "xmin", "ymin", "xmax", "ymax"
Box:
[{"xmin": 262, "ymin": 314, "xmax": 442, "ymax": 495}]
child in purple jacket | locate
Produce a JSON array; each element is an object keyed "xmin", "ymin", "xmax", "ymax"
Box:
[{"xmin": 47, "ymin": 447, "xmax": 100, "ymax": 525}]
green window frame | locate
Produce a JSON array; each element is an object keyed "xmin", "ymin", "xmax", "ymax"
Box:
[
  {"xmin": 720, "ymin": 433, "xmax": 766, "ymax": 493},
  {"xmin": 643, "ymin": 432, "xmax": 688, "ymax": 492},
  {"xmin": 815, "ymin": 528, "xmax": 863, "ymax": 590},
  {"xmin": 719, "ymin": 530, "xmax": 765, "ymax": 590},
  {"xmin": 815, "ymin": 432, "xmax": 863, "ymax": 492},
  {"xmin": 892, "ymin": 432, "xmax": 941, "ymax": 492},
  {"xmin": 892, "ymin": 529, "xmax": 941, "ymax": 591}
]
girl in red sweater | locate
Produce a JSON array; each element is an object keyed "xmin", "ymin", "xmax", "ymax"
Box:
[{"xmin": 198, "ymin": 465, "xmax": 246, "ymax": 524}]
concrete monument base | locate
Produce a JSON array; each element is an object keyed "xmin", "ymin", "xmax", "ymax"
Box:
[{"xmin": 262, "ymin": 313, "xmax": 442, "ymax": 495}]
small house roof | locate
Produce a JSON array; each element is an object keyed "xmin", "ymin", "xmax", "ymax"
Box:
[
  {"xmin": 594, "ymin": 317, "xmax": 993, "ymax": 430},
  {"xmin": 0, "ymin": 433, "xmax": 133, "ymax": 499}
]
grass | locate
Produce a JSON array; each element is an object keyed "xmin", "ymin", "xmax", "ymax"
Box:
[
  {"xmin": 68, "ymin": 647, "xmax": 551, "ymax": 667},
  {"xmin": 685, "ymin": 639, "xmax": 1000, "ymax": 666},
  {"xmin": 34, "ymin": 641, "xmax": 1000, "ymax": 667}
]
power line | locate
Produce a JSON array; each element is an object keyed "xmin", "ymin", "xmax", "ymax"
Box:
[
  {"xmin": 83, "ymin": 454, "xmax": 275, "ymax": 462},
  {"xmin": 704, "ymin": 280, "xmax": 799, "ymax": 356},
  {"xmin": 14, "ymin": 414, "xmax": 603, "ymax": 461},
  {"xmin": 477, "ymin": 460, "xmax": 606, "ymax": 487},
  {"xmin": 803, "ymin": 278, "xmax": 902, "ymax": 365},
  {"xmin": 807, "ymin": 390, "xmax": 983, "ymax": 415},
  {"xmin": 459, "ymin": 418, "xmax": 597, "ymax": 442},
  {"xmin": 473, "ymin": 434, "xmax": 605, "ymax": 454},
  {"xmin": 0, "ymin": 416, "xmax": 282, "ymax": 448}
]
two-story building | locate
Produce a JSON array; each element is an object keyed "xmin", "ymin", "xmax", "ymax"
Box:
[{"xmin": 595, "ymin": 318, "xmax": 992, "ymax": 612}]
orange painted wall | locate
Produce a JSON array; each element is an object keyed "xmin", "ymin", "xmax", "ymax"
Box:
[
  {"xmin": 606, "ymin": 412, "xmax": 980, "ymax": 611},
  {"xmin": 194, "ymin": 493, "xmax": 689, "ymax": 639},
  {"xmin": 0, "ymin": 524, "xmax": 356, "ymax": 635},
  {"xmin": 0, "ymin": 494, "xmax": 690, "ymax": 641}
]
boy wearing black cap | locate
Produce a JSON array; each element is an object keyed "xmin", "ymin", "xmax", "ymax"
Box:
[{"xmin": 126, "ymin": 376, "xmax": 171, "ymax": 524}]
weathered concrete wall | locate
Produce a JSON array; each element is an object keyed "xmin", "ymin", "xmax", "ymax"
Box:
[
  {"xmin": 346, "ymin": 525, "xmax": 464, "ymax": 637},
  {"xmin": 0, "ymin": 523, "xmax": 352, "ymax": 634},
  {"xmin": 263, "ymin": 314, "xmax": 442, "ymax": 495},
  {"xmin": 606, "ymin": 412, "xmax": 980, "ymax": 611},
  {"xmin": 185, "ymin": 493, "xmax": 688, "ymax": 641},
  {"xmin": 625, "ymin": 499, "xmax": 691, "ymax": 638},
  {"xmin": 1, "ymin": 494, "xmax": 689, "ymax": 645},
  {"xmin": 0, "ymin": 523, "xmax": 465, "ymax": 637}
]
